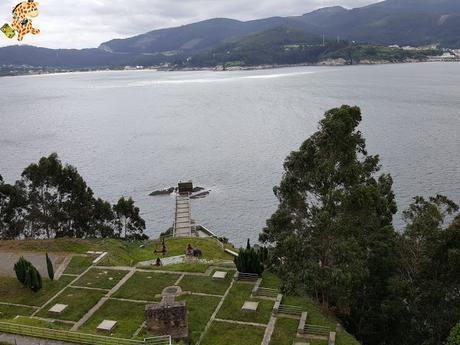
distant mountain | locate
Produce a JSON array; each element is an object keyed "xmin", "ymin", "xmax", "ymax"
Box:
[
  {"xmin": 0, "ymin": 0, "xmax": 458, "ymax": 71},
  {"xmin": 99, "ymin": 0, "xmax": 460, "ymax": 55},
  {"xmin": 298, "ymin": 0, "xmax": 460, "ymax": 47}
]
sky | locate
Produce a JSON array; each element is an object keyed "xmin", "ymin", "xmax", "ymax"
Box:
[{"xmin": 0, "ymin": 0, "xmax": 379, "ymax": 49}]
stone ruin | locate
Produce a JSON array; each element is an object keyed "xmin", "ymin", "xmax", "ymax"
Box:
[{"xmin": 145, "ymin": 286, "xmax": 188, "ymax": 344}]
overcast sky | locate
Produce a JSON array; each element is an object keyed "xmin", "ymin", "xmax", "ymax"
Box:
[{"xmin": 0, "ymin": 0, "xmax": 379, "ymax": 49}]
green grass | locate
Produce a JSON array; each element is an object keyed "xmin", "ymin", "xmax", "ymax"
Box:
[
  {"xmin": 337, "ymin": 331, "xmax": 361, "ymax": 345},
  {"xmin": 36, "ymin": 287, "xmax": 106, "ymax": 321},
  {"xmin": 0, "ymin": 275, "xmax": 73, "ymax": 307},
  {"xmin": 201, "ymin": 321, "xmax": 265, "ymax": 345},
  {"xmin": 7, "ymin": 316, "xmax": 71, "ymax": 330},
  {"xmin": 270, "ymin": 317, "xmax": 298, "ymax": 345},
  {"xmin": 282, "ymin": 295, "xmax": 359, "ymax": 345},
  {"xmin": 63, "ymin": 255, "xmax": 94, "ymax": 275},
  {"xmin": 150, "ymin": 238, "xmax": 232, "ymax": 261},
  {"xmin": 283, "ymin": 295, "xmax": 335, "ymax": 327},
  {"xmin": 261, "ymin": 271, "xmax": 281, "ymax": 290},
  {"xmin": 217, "ymin": 282, "xmax": 274, "ymax": 324},
  {"xmin": 114, "ymin": 272, "xmax": 180, "ymax": 301},
  {"xmin": 144, "ymin": 263, "xmax": 210, "ymax": 273},
  {"xmin": 0, "ymin": 237, "xmax": 234, "ymax": 267},
  {"xmin": 179, "ymin": 270, "xmax": 233, "ymax": 295},
  {"xmin": 0, "ymin": 304, "xmax": 35, "ymax": 319},
  {"xmin": 177, "ymin": 295, "xmax": 220, "ymax": 343},
  {"xmin": 73, "ymin": 268, "xmax": 127, "ymax": 290},
  {"xmin": 80, "ymin": 300, "xmax": 144, "ymax": 338}
]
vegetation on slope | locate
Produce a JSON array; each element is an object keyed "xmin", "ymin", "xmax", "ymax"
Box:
[
  {"xmin": 261, "ymin": 105, "xmax": 460, "ymax": 345},
  {"xmin": 186, "ymin": 27, "xmax": 440, "ymax": 68}
]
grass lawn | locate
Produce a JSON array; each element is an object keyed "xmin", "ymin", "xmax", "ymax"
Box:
[
  {"xmin": 63, "ymin": 255, "xmax": 94, "ymax": 275},
  {"xmin": 201, "ymin": 321, "xmax": 265, "ymax": 345},
  {"xmin": 0, "ymin": 238, "xmax": 234, "ymax": 267},
  {"xmin": 270, "ymin": 317, "xmax": 298, "ymax": 345},
  {"xmin": 154, "ymin": 238, "xmax": 231, "ymax": 261},
  {"xmin": 80, "ymin": 299, "xmax": 144, "ymax": 338},
  {"xmin": 0, "ymin": 275, "xmax": 73, "ymax": 307},
  {"xmin": 261, "ymin": 271, "xmax": 281, "ymax": 290},
  {"xmin": 73, "ymin": 268, "xmax": 127, "ymax": 290},
  {"xmin": 144, "ymin": 263, "xmax": 210, "ymax": 273},
  {"xmin": 36, "ymin": 287, "xmax": 105, "ymax": 322},
  {"xmin": 217, "ymin": 282, "xmax": 274, "ymax": 324},
  {"xmin": 177, "ymin": 295, "xmax": 220, "ymax": 343},
  {"xmin": 0, "ymin": 304, "xmax": 35, "ymax": 319},
  {"xmin": 179, "ymin": 270, "xmax": 233, "ymax": 295},
  {"xmin": 7, "ymin": 316, "xmax": 71, "ymax": 330},
  {"xmin": 282, "ymin": 295, "xmax": 359, "ymax": 345},
  {"xmin": 114, "ymin": 272, "xmax": 180, "ymax": 301}
]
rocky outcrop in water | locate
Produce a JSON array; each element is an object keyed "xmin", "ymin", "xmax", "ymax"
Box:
[{"xmin": 149, "ymin": 186, "xmax": 209, "ymax": 198}]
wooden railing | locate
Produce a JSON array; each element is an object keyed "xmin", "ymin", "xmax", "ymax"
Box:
[{"xmin": 0, "ymin": 321, "xmax": 171, "ymax": 345}]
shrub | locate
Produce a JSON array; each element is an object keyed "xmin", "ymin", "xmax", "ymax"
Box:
[
  {"xmin": 14, "ymin": 257, "xmax": 32, "ymax": 285},
  {"xmin": 234, "ymin": 239, "xmax": 264, "ymax": 275},
  {"xmin": 13, "ymin": 257, "xmax": 42, "ymax": 292}
]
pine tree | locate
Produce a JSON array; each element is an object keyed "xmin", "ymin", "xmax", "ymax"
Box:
[{"xmin": 46, "ymin": 253, "xmax": 54, "ymax": 280}]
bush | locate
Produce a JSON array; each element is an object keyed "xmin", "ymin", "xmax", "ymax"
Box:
[
  {"xmin": 447, "ymin": 323, "xmax": 460, "ymax": 345},
  {"xmin": 234, "ymin": 239, "xmax": 264, "ymax": 275},
  {"xmin": 14, "ymin": 257, "xmax": 32, "ymax": 285},
  {"xmin": 13, "ymin": 257, "xmax": 42, "ymax": 292}
]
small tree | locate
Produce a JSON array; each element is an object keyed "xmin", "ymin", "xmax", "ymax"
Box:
[
  {"xmin": 447, "ymin": 323, "xmax": 460, "ymax": 345},
  {"xmin": 46, "ymin": 253, "xmax": 54, "ymax": 280}
]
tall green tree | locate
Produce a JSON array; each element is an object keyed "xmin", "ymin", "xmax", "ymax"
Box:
[
  {"xmin": 20, "ymin": 153, "xmax": 63, "ymax": 238},
  {"xmin": 398, "ymin": 196, "xmax": 460, "ymax": 345},
  {"xmin": 260, "ymin": 105, "xmax": 398, "ymax": 343},
  {"xmin": 113, "ymin": 197, "xmax": 146, "ymax": 239},
  {"xmin": 1, "ymin": 176, "xmax": 25, "ymax": 239}
]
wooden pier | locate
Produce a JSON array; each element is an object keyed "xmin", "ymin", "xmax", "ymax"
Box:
[{"xmin": 173, "ymin": 181, "xmax": 195, "ymax": 237}]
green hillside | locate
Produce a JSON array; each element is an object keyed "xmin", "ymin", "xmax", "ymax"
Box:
[{"xmin": 187, "ymin": 27, "xmax": 440, "ymax": 67}]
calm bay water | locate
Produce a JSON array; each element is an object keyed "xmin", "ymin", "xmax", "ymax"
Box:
[{"xmin": 0, "ymin": 63, "xmax": 459, "ymax": 245}]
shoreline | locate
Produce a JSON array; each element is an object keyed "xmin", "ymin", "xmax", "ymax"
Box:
[{"xmin": 2, "ymin": 59, "xmax": 459, "ymax": 78}]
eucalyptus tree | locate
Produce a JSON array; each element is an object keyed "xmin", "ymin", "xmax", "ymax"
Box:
[
  {"xmin": 398, "ymin": 196, "xmax": 460, "ymax": 345},
  {"xmin": 20, "ymin": 153, "xmax": 63, "ymax": 238},
  {"xmin": 0, "ymin": 175, "xmax": 28, "ymax": 239},
  {"xmin": 113, "ymin": 197, "xmax": 146, "ymax": 239},
  {"xmin": 260, "ymin": 105, "xmax": 398, "ymax": 343}
]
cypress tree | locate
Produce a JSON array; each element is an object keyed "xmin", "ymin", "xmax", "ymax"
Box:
[
  {"xmin": 46, "ymin": 253, "xmax": 54, "ymax": 280},
  {"xmin": 14, "ymin": 257, "xmax": 31, "ymax": 286},
  {"xmin": 25, "ymin": 265, "xmax": 42, "ymax": 292}
]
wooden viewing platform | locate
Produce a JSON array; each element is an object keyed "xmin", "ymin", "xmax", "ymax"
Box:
[{"xmin": 173, "ymin": 181, "xmax": 195, "ymax": 237}]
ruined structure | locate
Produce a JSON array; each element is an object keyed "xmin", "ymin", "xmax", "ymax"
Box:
[{"xmin": 145, "ymin": 287, "xmax": 188, "ymax": 344}]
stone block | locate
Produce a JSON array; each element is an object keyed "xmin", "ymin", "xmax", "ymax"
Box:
[
  {"xmin": 48, "ymin": 304, "xmax": 67, "ymax": 314},
  {"xmin": 242, "ymin": 301, "xmax": 259, "ymax": 312},
  {"xmin": 212, "ymin": 271, "xmax": 227, "ymax": 280},
  {"xmin": 97, "ymin": 320, "xmax": 117, "ymax": 332}
]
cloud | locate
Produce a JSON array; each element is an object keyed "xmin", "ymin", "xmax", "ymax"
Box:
[{"xmin": 0, "ymin": 0, "xmax": 378, "ymax": 49}]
